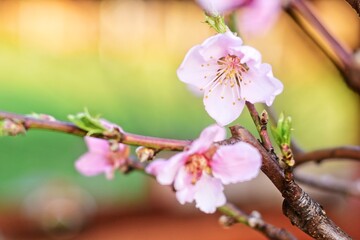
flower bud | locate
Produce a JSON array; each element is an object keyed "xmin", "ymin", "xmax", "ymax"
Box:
[
  {"xmin": 0, "ymin": 119, "xmax": 26, "ymax": 136},
  {"xmin": 218, "ymin": 215, "xmax": 236, "ymax": 228},
  {"xmin": 271, "ymin": 113, "xmax": 293, "ymax": 147},
  {"xmin": 260, "ymin": 110, "xmax": 269, "ymax": 125},
  {"xmin": 28, "ymin": 113, "xmax": 56, "ymax": 121},
  {"xmin": 136, "ymin": 146, "xmax": 155, "ymax": 162}
]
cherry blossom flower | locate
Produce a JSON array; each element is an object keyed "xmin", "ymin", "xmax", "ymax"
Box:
[
  {"xmin": 196, "ymin": 0, "xmax": 245, "ymax": 14},
  {"xmin": 177, "ymin": 30, "xmax": 283, "ymax": 126},
  {"xmin": 196, "ymin": 0, "xmax": 281, "ymax": 36},
  {"xmin": 75, "ymin": 121, "xmax": 130, "ymax": 180},
  {"xmin": 146, "ymin": 124, "xmax": 262, "ymax": 214}
]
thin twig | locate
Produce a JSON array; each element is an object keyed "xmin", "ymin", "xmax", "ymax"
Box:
[
  {"xmin": 0, "ymin": 111, "xmax": 190, "ymax": 151},
  {"xmin": 295, "ymin": 146, "xmax": 360, "ymax": 167},
  {"xmin": 245, "ymin": 102, "xmax": 274, "ymax": 152},
  {"xmin": 218, "ymin": 203, "xmax": 297, "ymax": 240},
  {"xmin": 295, "ymin": 172, "xmax": 360, "ymax": 198}
]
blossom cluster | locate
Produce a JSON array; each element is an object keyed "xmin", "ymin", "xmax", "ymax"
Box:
[
  {"xmin": 75, "ymin": 121, "xmax": 130, "ymax": 180},
  {"xmin": 146, "ymin": 124, "xmax": 261, "ymax": 213},
  {"xmin": 74, "ymin": 0, "xmax": 283, "ymax": 214}
]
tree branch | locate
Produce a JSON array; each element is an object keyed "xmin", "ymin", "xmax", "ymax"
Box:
[
  {"xmin": 228, "ymin": 126, "xmax": 351, "ymax": 240},
  {"xmin": 0, "ymin": 111, "xmax": 352, "ymax": 239},
  {"xmin": 0, "ymin": 111, "xmax": 297, "ymax": 240},
  {"xmin": 0, "ymin": 111, "xmax": 189, "ymax": 151},
  {"xmin": 295, "ymin": 172, "xmax": 360, "ymax": 198},
  {"xmin": 344, "ymin": 0, "xmax": 360, "ymax": 16},
  {"xmin": 246, "ymin": 103, "xmax": 295, "ymax": 181},
  {"xmin": 261, "ymin": 107, "xmax": 360, "ymax": 199},
  {"xmin": 285, "ymin": 0, "xmax": 360, "ymax": 94},
  {"xmin": 295, "ymin": 146, "xmax": 360, "ymax": 167}
]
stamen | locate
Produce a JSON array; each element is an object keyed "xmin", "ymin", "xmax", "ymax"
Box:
[
  {"xmin": 202, "ymin": 54, "xmax": 250, "ymax": 101},
  {"xmin": 185, "ymin": 154, "xmax": 210, "ymax": 184}
]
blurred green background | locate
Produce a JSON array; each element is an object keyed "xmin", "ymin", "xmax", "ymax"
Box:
[{"xmin": 0, "ymin": 0, "xmax": 358, "ymax": 213}]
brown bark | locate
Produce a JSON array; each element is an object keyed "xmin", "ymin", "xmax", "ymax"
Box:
[
  {"xmin": 228, "ymin": 126, "xmax": 351, "ymax": 240},
  {"xmin": 344, "ymin": 0, "xmax": 360, "ymax": 16}
]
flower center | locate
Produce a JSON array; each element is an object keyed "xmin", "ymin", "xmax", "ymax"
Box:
[
  {"xmin": 107, "ymin": 146, "xmax": 129, "ymax": 168},
  {"xmin": 218, "ymin": 55, "xmax": 249, "ymax": 83},
  {"xmin": 185, "ymin": 153, "xmax": 211, "ymax": 184},
  {"xmin": 201, "ymin": 54, "xmax": 251, "ymax": 105}
]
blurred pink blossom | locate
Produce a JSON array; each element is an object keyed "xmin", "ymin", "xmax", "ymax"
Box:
[
  {"xmin": 75, "ymin": 121, "xmax": 130, "ymax": 180},
  {"xmin": 177, "ymin": 31, "xmax": 283, "ymax": 126},
  {"xmin": 146, "ymin": 124, "xmax": 262, "ymax": 213},
  {"xmin": 196, "ymin": 0, "xmax": 281, "ymax": 36}
]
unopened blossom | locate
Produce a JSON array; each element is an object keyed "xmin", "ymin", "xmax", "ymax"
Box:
[
  {"xmin": 177, "ymin": 31, "xmax": 283, "ymax": 126},
  {"xmin": 75, "ymin": 121, "xmax": 130, "ymax": 180},
  {"xmin": 146, "ymin": 124, "xmax": 262, "ymax": 214},
  {"xmin": 196, "ymin": 0, "xmax": 281, "ymax": 36}
]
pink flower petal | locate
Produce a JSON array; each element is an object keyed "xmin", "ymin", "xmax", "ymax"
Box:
[
  {"xmin": 196, "ymin": 0, "xmax": 247, "ymax": 15},
  {"xmin": 198, "ymin": 31, "xmax": 243, "ymax": 60},
  {"xmin": 211, "ymin": 142, "xmax": 262, "ymax": 184},
  {"xmin": 194, "ymin": 173, "xmax": 226, "ymax": 213},
  {"xmin": 104, "ymin": 166, "xmax": 116, "ymax": 180},
  {"xmin": 177, "ymin": 45, "xmax": 213, "ymax": 89},
  {"xmin": 145, "ymin": 159, "xmax": 165, "ymax": 176},
  {"xmin": 85, "ymin": 137, "xmax": 110, "ymax": 155},
  {"xmin": 75, "ymin": 152, "xmax": 110, "ymax": 176},
  {"xmin": 188, "ymin": 124, "xmax": 226, "ymax": 154},
  {"xmin": 204, "ymin": 82, "xmax": 245, "ymax": 126},
  {"xmin": 240, "ymin": 63, "xmax": 283, "ymax": 105},
  {"xmin": 146, "ymin": 152, "xmax": 188, "ymax": 185},
  {"xmin": 238, "ymin": 0, "xmax": 281, "ymax": 36}
]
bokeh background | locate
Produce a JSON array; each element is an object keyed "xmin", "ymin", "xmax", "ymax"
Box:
[{"xmin": 0, "ymin": 0, "xmax": 359, "ymax": 239}]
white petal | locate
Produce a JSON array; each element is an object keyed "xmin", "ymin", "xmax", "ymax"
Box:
[
  {"xmin": 198, "ymin": 31, "xmax": 243, "ymax": 60},
  {"xmin": 177, "ymin": 45, "xmax": 214, "ymax": 89},
  {"xmin": 238, "ymin": 45, "xmax": 262, "ymax": 64},
  {"xmin": 204, "ymin": 83, "xmax": 245, "ymax": 126},
  {"xmin": 174, "ymin": 166, "xmax": 193, "ymax": 191},
  {"xmin": 194, "ymin": 173, "xmax": 226, "ymax": 214},
  {"xmin": 240, "ymin": 63, "xmax": 283, "ymax": 104},
  {"xmin": 176, "ymin": 182, "xmax": 196, "ymax": 204}
]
